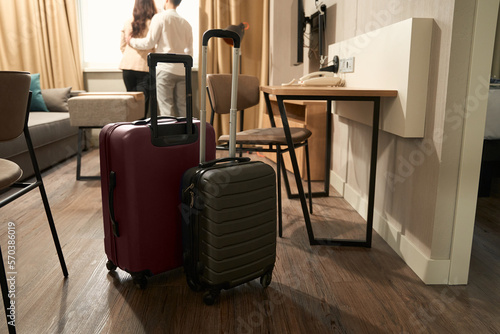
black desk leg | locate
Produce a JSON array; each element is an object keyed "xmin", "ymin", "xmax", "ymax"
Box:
[
  {"xmin": 275, "ymin": 96, "xmax": 316, "ymax": 244},
  {"xmin": 271, "ymin": 94, "xmax": 379, "ymax": 248},
  {"xmin": 365, "ymin": 97, "xmax": 381, "ymax": 248},
  {"xmin": 324, "ymin": 100, "xmax": 333, "ymax": 196}
]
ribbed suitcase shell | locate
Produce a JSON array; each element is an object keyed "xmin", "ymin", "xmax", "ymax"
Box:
[
  {"xmin": 182, "ymin": 29, "xmax": 277, "ymax": 304},
  {"xmin": 100, "ymin": 120, "xmax": 216, "ymax": 282},
  {"xmin": 182, "ymin": 159, "xmax": 276, "ymax": 299}
]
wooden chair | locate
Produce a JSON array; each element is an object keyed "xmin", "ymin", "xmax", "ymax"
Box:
[
  {"xmin": 0, "ymin": 71, "xmax": 68, "ymax": 334},
  {"xmin": 206, "ymin": 74, "xmax": 313, "ymax": 237}
]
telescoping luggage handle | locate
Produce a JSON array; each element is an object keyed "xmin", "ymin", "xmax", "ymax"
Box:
[
  {"xmin": 148, "ymin": 53, "xmax": 196, "ymax": 147},
  {"xmin": 199, "ymin": 29, "xmax": 241, "ymax": 162}
]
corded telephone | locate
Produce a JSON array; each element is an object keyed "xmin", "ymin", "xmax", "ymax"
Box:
[{"xmin": 282, "ymin": 71, "xmax": 345, "ymax": 87}]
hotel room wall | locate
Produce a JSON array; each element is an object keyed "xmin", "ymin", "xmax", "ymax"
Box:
[
  {"xmin": 330, "ymin": 0, "xmax": 478, "ymax": 283},
  {"xmin": 269, "ymin": 0, "xmax": 496, "ymax": 284},
  {"xmin": 334, "ymin": 1, "xmax": 455, "ymax": 276}
]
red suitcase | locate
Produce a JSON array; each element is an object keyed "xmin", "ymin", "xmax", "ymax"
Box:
[{"xmin": 100, "ymin": 54, "xmax": 216, "ymax": 288}]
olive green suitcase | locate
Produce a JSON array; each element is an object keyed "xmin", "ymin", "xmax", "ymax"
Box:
[
  {"xmin": 181, "ymin": 29, "xmax": 277, "ymax": 305},
  {"xmin": 181, "ymin": 157, "xmax": 276, "ymax": 304}
]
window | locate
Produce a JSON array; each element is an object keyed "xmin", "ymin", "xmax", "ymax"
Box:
[{"xmin": 78, "ymin": 0, "xmax": 199, "ymax": 70}]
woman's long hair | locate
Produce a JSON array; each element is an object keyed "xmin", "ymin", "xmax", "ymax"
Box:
[{"xmin": 131, "ymin": 0, "xmax": 157, "ymax": 38}]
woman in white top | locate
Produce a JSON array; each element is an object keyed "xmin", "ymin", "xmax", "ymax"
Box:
[{"xmin": 119, "ymin": 0, "xmax": 157, "ymax": 117}]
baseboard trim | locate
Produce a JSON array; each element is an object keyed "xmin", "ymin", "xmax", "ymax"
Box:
[
  {"xmin": 330, "ymin": 170, "xmax": 345, "ymax": 196},
  {"xmin": 336, "ymin": 180, "xmax": 451, "ymax": 284}
]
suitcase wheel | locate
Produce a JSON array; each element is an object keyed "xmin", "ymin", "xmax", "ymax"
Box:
[
  {"xmin": 203, "ymin": 289, "xmax": 220, "ymax": 306},
  {"xmin": 106, "ymin": 260, "xmax": 117, "ymax": 272},
  {"xmin": 260, "ymin": 271, "xmax": 273, "ymax": 288},
  {"xmin": 132, "ymin": 273, "xmax": 148, "ymax": 289},
  {"xmin": 186, "ymin": 276, "xmax": 203, "ymax": 292}
]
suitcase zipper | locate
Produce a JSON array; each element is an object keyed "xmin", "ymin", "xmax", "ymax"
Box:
[
  {"xmin": 183, "ymin": 167, "xmax": 208, "ymax": 209},
  {"xmin": 104, "ymin": 123, "xmax": 123, "ymax": 264},
  {"xmin": 184, "ymin": 183, "xmax": 195, "ymax": 208},
  {"xmin": 182, "ymin": 169, "xmax": 208, "ymax": 283}
]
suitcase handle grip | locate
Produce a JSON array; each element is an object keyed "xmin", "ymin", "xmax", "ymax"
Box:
[
  {"xmin": 202, "ymin": 29, "xmax": 241, "ymax": 48},
  {"xmin": 148, "ymin": 53, "xmax": 193, "ymax": 67},
  {"xmin": 147, "ymin": 53, "xmax": 195, "ymax": 147},
  {"xmin": 199, "ymin": 157, "xmax": 250, "ymax": 168},
  {"xmin": 132, "ymin": 116, "xmax": 185, "ymax": 126},
  {"xmin": 109, "ymin": 171, "xmax": 119, "ymax": 237}
]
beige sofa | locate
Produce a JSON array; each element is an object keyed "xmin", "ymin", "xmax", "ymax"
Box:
[{"xmin": 0, "ymin": 88, "xmax": 80, "ymax": 180}]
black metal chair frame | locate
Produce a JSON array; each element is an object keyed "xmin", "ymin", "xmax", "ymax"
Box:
[
  {"xmin": 207, "ymin": 87, "xmax": 313, "ymax": 237},
  {"xmin": 0, "ymin": 92, "xmax": 68, "ymax": 334}
]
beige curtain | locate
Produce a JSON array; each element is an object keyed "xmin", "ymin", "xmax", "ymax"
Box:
[
  {"xmin": 0, "ymin": 0, "xmax": 83, "ymax": 90},
  {"xmin": 200, "ymin": 0, "xmax": 270, "ymax": 140}
]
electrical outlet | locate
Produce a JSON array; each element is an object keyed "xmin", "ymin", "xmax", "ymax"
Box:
[{"xmin": 340, "ymin": 57, "xmax": 355, "ymax": 73}]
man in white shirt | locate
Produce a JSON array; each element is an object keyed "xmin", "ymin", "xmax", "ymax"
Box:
[{"xmin": 129, "ymin": 0, "xmax": 193, "ymax": 116}]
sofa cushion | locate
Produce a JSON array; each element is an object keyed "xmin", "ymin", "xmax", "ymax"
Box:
[
  {"xmin": 42, "ymin": 87, "xmax": 72, "ymax": 112},
  {"xmin": 68, "ymin": 93, "xmax": 145, "ymax": 127},
  {"xmin": 0, "ymin": 112, "xmax": 77, "ymax": 158},
  {"xmin": 29, "ymin": 73, "xmax": 49, "ymax": 112},
  {"xmin": 0, "ymin": 111, "xmax": 79, "ymax": 181}
]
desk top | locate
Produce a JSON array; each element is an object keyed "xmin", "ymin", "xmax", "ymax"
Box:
[
  {"xmin": 261, "ymin": 85, "xmax": 398, "ymax": 98},
  {"xmin": 267, "ymin": 95, "xmax": 326, "ymax": 106}
]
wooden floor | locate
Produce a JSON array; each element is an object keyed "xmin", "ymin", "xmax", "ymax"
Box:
[{"xmin": 0, "ymin": 148, "xmax": 499, "ymax": 334}]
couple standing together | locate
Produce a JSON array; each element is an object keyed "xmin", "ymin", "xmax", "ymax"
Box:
[{"xmin": 119, "ymin": 0, "xmax": 192, "ymax": 117}]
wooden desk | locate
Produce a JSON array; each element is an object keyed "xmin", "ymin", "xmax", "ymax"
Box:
[{"xmin": 261, "ymin": 85, "xmax": 398, "ymax": 247}]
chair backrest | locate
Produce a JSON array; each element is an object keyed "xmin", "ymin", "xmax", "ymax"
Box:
[
  {"xmin": 0, "ymin": 71, "xmax": 31, "ymax": 142},
  {"xmin": 207, "ymin": 74, "xmax": 260, "ymax": 114}
]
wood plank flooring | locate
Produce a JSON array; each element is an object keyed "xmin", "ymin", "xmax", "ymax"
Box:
[{"xmin": 0, "ymin": 148, "xmax": 499, "ymax": 334}]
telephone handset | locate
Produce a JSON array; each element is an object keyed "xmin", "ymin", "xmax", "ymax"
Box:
[
  {"xmin": 282, "ymin": 71, "xmax": 344, "ymax": 87},
  {"xmin": 299, "ymin": 71, "xmax": 343, "ymax": 86},
  {"xmin": 299, "ymin": 71, "xmax": 334, "ymax": 81}
]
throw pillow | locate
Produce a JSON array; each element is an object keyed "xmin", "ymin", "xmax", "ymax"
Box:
[
  {"xmin": 41, "ymin": 87, "xmax": 72, "ymax": 112},
  {"xmin": 29, "ymin": 73, "xmax": 49, "ymax": 112}
]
